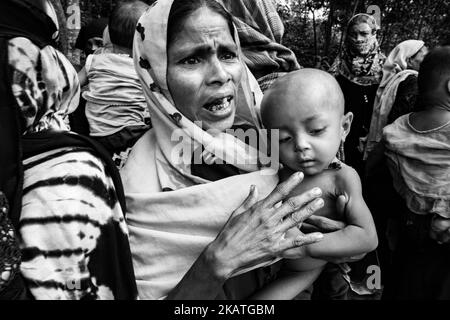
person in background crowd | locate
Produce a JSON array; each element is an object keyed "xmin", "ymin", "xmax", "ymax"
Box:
[
  {"xmin": 381, "ymin": 46, "xmax": 450, "ymax": 299},
  {"xmin": 329, "ymin": 13, "xmax": 386, "ymax": 298},
  {"xmin": 365, "ymin": 40, "xmax": 428, "ymax": 159},
  {"xmin": 74, "ymin": 16, "xmax": 108, "ymax": 58},
  {"xmin": 363, "ymin": 41, "xmax": 428, "ymax": 283},
  {"xmin": 329, "ymin": 13, "xmax": 386, "ymax": 176},
  {"xmin": 78, "ymin": 1, "xmax": 150, "ymax": 169},
  {"xmin": 0, "ymin": 0, "xmax": 137, "ymax": 299}
]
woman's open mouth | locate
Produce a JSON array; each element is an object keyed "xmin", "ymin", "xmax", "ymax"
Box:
[{"xmin": 203, "ymin": 96, "xmax": 233, "ymax": 115}]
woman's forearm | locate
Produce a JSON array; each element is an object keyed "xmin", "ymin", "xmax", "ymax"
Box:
[{"xmin": 166, "ymin": 245, "xmax": 229, "ymax": 300}]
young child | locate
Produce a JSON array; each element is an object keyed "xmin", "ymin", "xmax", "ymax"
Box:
[
  {"xmin": 253, "ymin": 68, "xmax": 378, "ymax": 300},
  {"xmin": 78, "ymin": 0, "xmax": 150, "ymax": 168},
  {"xmin": 382, "ymin": 46, "xmax": 450, "ymax": 299}
]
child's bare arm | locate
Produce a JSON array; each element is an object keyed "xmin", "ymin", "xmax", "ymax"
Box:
[
  {"xmin": 250, "ymin": 226, "xmax": 326, "ymax": 300},
  {"xmin": 305, "ymin": 167, "xmax": 378, "ymax": 259},
  {"xmin": 249, "ymin": 264, "xmax": 323, "ymax": 300}
]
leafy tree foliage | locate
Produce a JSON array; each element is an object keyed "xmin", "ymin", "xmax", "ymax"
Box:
[{"xmin": 279, "ymin": 0, "xmax": 450, "ymax": 68}]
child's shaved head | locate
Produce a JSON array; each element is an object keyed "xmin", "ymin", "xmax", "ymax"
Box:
[
  {"xmin": 109, "ymin": 0, "xmax": 149, "ymax": 50},
  {"xmin": 261, "ymin": 68, "xmax": 345, "ymax": 126},
  {"xmin": 261, "ymin": 69, "xmax": 351, "ymax": 176}
]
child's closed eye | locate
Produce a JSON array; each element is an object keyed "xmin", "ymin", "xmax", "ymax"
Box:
[
  {"xmin": 279, "ymin": 136, "xmax": 292, "ymax": 143},
  {"xmin": 309, "ymin": 127, "xmax": 326, "ymax": 135}
]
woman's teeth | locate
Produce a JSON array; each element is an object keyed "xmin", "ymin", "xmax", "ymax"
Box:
[{"xmin": 205, "ymin": 97, "xmax": 231, "ymax": 112}]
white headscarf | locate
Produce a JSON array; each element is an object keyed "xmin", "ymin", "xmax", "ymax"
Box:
[{"xmin": 364, "ymin": 40, "xmax": 424, "ymax": 159}]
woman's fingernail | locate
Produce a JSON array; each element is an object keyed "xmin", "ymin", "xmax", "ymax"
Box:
[
  {"xmin": 296, "ymin": 172, "xmax": 304, "ymax": 180},
  {"xmin": 314, "ymin": 198, "xmax": 324, "ymax": 208},
  {"xmin": 313, "ymin": 233, "xmax": 324, "ymax": 240},
  {"xmin": 312, "ymin": 188, "xmax": 322, "ymax": 196}
]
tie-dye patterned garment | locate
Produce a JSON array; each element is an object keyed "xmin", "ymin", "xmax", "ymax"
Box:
[
  {"xmin": 8, "ymin": 37, "xmax": 137, "ymax": 300},
  {"xmin": 20, "ymin": 146, "xmax": 135, "ymax": 299}
]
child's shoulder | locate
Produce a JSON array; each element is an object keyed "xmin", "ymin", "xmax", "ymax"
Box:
[
  {"xmin": 279, "ymin": 167, "xmax": 337, "ymax": 196},
  {"xmin": 334, "ymin": 162, "xmax": 363, "ymax": 193}
]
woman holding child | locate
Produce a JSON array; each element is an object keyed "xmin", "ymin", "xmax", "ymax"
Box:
[{"xmin": 121, "ymin": 0, "xmax": 372, "ymax": 300}]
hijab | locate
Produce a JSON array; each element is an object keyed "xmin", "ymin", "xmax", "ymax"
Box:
[
  {"xmin": 0, "ymin": 0, "xmax": 79, "ymax": 227},
  {"xmin": 365, "ymin": 40, "xmax": 424, "ymax": 159},
  {"xmin": 329, "ymin": 13, "xmax": 385, "ymax": 86},
  {"xmin": 130, "ymin": 0, "xmax": 271, "ymax": 190}
]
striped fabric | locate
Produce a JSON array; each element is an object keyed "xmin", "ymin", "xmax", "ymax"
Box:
[
  {"xmin": 219, "ymin": 0, "xmax": 300, "ymax": 79},
  {"xmin": 19, "ymin": 146, "xmax": 134, "ymax": 299}
]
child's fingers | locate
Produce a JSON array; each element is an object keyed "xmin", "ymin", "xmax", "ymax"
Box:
[
  {"xmin": 305, "ymin": 215, "xmax": 346, "ymax": 232},
  {"xmin": 300, "ymin": 222, "xmax": 321, "ymax": 233}
]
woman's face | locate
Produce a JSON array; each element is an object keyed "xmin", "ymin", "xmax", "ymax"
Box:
[
  {"xmin": 348, "ymin": 22, "xmax": 375, "ymax": 55},
  {"xmin": 167, "ymin": 7, "xmax": 243, "ymax": 132},
  {"xmin": 408, "ymin": 46, "xmax": 429, "ymax": 71}
]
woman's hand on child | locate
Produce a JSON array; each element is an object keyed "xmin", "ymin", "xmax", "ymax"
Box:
[
  {"xmin": 205, "ymin": 172, "xmax": 325, "ymax": 279},
  {"xmin": 301, "ymin": 194, "xmax": 348, "ymax": 233}
]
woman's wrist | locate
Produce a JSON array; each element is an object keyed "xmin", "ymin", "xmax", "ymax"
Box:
[{"xmin": 203, "ymin": 242, "xmax": 234, "ymax": 282}]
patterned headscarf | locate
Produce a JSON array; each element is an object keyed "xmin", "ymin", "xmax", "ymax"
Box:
[
  {"xmin": 132, "ymin": 0, "xmax": 268, "ymax": 190},
  {"xmin": 330, "ymin": 14, "xmax": 386, "ymax": 86},
  {"xmin": 218, "ymin": 0, "xmax": 300, "ymax": 78},
  {"xmin": 9, "ymin": 37, "xmax": 80, "ymax": 134}
]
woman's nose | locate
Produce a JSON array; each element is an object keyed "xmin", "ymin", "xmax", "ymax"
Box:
[
  {"xmin": 356, "ymin": 34, "xmax": 365, "ymax": 42},
  {"xmin": 207, "ymin": 57, "xmax": 231, "ymax": 85}
]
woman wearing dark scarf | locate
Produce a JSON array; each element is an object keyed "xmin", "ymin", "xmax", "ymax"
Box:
[
  {"xmin": 329, "ymin": 13, "xmax": 386, "ymax": 176},
  {"xmin": 0, "ymin": 0, "xmax": 137, "ymax": 299}
]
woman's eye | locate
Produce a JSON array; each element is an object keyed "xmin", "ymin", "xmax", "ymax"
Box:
[
  {"xmin": 180, "ymin": 57, "xmax": 200, "ymax": 65},
  {"xmin": 221, "ymin": 52, "xmax": 237, "ymax": 60}
]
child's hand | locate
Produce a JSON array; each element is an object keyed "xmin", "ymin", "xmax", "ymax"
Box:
[
  {"xmin": 429, "ymin": 215, "xmax": 450, "ymax": 244},
  {"xmin": 281, "ymin": 226, "xmax": 309, "ymax": 260}
]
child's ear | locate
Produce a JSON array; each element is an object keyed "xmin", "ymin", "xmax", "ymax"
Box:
[{"xmin": 341, "ymin": 112, "xmax": 353, "ymax": 142}]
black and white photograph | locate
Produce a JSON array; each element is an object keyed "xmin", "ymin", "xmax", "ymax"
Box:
[{"xmin": 0, "ymin": 0, "xmax": 449, "ymax": 313}]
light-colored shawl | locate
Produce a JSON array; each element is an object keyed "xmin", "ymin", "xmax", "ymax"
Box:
[
  {"xmin": 121, "ymin": 0, "xmax": 279, "ymax": 300},
  {"xmin": 364, "ymin": 40, "xmax": 424, "ymax": 159},
  {"xmin": 383, "ymin": 114, "xmax": 450, "ymax": 217}
]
